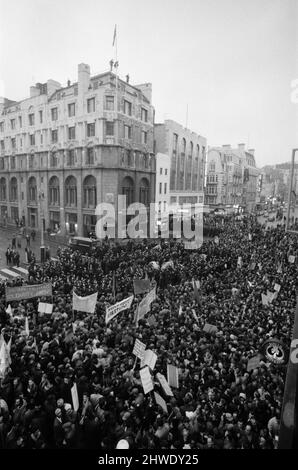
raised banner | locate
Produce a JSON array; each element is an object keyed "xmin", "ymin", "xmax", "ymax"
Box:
[
  {"xmin": 133, "ymin": 279, "xmax": 151, "ymax": 295},
  {"xmin": 140, "ymin": 366, "xmax": 154, "ymax": 394},
  {"xmin": 274, "ymin": 283, "xmax": 281, "ymax": 292},
  {"xmin": 143, "ymin": 349, "xmax": 157, "ymax": 371},
  {"xmin": 105, "ymin": 295, "xmax": 134, "ymax": 324},
  {"xmin": 167, "ymin": 364, "xmax": 179, "ymax": 389},
  {"xmin": 137, "ymin": 287, "xmax": 156, "ymax": 322},
  {"xmin": 73, "ymin": 292, "xmax": 98, "ymax": 314},
  {"xmin": 161, "ymin": 260, "xmax": 174, "ymax": 271},
  {"xmin": 132, "ymin": 339, "xmax": 146, "ymax": 360},
  {"xmin": 156, "ymin": 373, "xmax": 174, "ymax": 397},
  {"xmin": 154, "ymin": 392, "xmax": 168, "ymax": 413},
  {"xmin": 261, "ymin": 293, "xmax": 269, "ymax": 306},
  {"xmin": 5, "ymin": 283, "xmax": 52, "ymax": 302},
  {"xmin": 38, "ymin": 302, "xmax": 53, "ymax": 315},
  {"xmin": 289, "ymin": 255, "xmax": 295, "ymax": 264},
  {"xmin": 237, "ymin": 256, "xmax": 243, "ymax": 268}
]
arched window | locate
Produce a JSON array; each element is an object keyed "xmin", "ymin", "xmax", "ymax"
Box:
[
  {"xmin": 139, "ymin": 177, "xmax": 150, "ymax": 206},
  {"xmin": 83, "ymin": 175, "xmax": 97, "ymax": 208},
  {"xmin": 0, "ymin": 177, "xmax": 6, "ymax": 201},
  {"xmin": 186, "ymin": 142, "xmax": 193, "ymax": 190},
  {"xmin": 10, "ymin": 177, "xmax": 18, "ymax": 202},
  {"xmin": 50, "ymin": 151, "xmax": 58, "ymax": 168},
  {"xmin": 65, "ymin": 175, "xmax": 77, "ymax": 207},
  {"xmin": 49, "ymin": 176, "xmax": 60, "ymax": 206},
  {"xmin": 122, "ymin": 176, "xmax": 134, "ymax": 206},
  {"xmin": 28, "ymin": 176, "xmax": 37, "ymax": 203},
  {"xmin": 192, "ymin": 144, "xmax": 200, "ymax": 190},
  {"xmin": 180, "ymin": 138, "xmax": 186, "ymax": 190}
]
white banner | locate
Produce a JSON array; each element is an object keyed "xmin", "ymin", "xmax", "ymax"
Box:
[
  {"xmin": 143, "ymin": 349, "xmax": 157, "ymax": 371},
  {"xmin": 132, "ymin": 339, "xmax": 146, "ymax": 360},
  {"xmin": 156, "ymin": 372, "xmax": 174, "ymax": 397},
  {"xmin": 137, "ymin": 287, "xmax": 156, "ymax": 322},
  {"xmin": 71, "ymin": 383, "xmax": 79, "ymax": 412},
  {"xmin": 105, "ymin": 295, "xmax": 134, "ymax": 324},
  {"xmin": 38, "ymin": 302, "xmax": 53, "ymax": 314},
  {"xmin": 73, "ymin": 292, "xmax": 98, "ymax": 314}
]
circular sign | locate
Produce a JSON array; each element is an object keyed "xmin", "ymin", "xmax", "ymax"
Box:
[{"xmin": 261, "ymin": 339, "xmax": 288, "ymax": 365}]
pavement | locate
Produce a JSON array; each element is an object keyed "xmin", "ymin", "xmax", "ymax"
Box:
[{"xmin": 0, "ymin": 225, "xmax": 67, "ymax": 274}]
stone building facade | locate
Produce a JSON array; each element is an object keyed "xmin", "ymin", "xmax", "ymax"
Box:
[{"xmin": 0, "ymin": 63, "xmax": 155, "ymax": 236}]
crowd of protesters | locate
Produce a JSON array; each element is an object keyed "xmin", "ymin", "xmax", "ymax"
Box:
[{"xmin": 0, "ymin": 214, "xmax": 297, "ymax": 449}]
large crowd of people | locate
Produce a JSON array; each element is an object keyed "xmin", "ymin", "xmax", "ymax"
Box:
[{"xmin": 0, "ymin": 215, "xmax": 297, "ymax": 449}]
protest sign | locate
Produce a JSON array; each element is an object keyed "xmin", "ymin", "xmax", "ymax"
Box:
[
  {"xmin": 288, "ymin": 255, "xmax": 295, "ymax": 264},
  {"xmin": 137, "ymin": 287, "xmax": 156, "ymax": 322},
  {"xmin": 105, "ymin": 295, "xmax": 134, "ymax": 324},
  {"xmin": 38, "ymin": 302, "xmax": 53, "ymax": 315},
  {"xmin": 71, "ymin": 383, "xmax": 79, "ymax": 411},
  {"xmin": 247, "ymin": 355, "xmax": 261, "ymax": 372},
  {"xmin": 167, "ymin": 364, "xmax": 179, "ymax": 389},
  {"xmin": 274, "ymin": 283, "xmax": 281, "ymax": 292},
  {"xmin": 154, "ymin": 392, "xmax": 168, "ymax": 413},
  {"xmin": 156, "ymin": 373, "xmax": 174, "ymax": 397},
  {"xmin": 262, "ymin": 293, "xmax": 269, "ymax": 306},
  {"xmin": 133, "ymin": 279, "xmax": 151, "ymax": 295},
  {"xmin": 203, "ymin": 323, "xmax": 218, "ymax": 335},
  {"xmin": 143, "ymin": 349, "xmax": 157, "ymax": 371},
  {"xmin": 140, "ymin": 366, "xmax": 154, "ymax": 394},
  {"xmin": 132, "ymin": 339, "xmax": 146, "ymax": 360}
]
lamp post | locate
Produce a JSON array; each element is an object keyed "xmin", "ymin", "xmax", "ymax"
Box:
[{"xmin": 39, "ymin": 190, "xmax": 45, "ymax": 262}]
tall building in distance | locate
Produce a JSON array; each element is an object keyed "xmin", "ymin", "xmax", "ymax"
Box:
[
  {"xmin": 154, "ymin": 120, "xmax": 206, "ymax": 213},
  {"xmin": 206, "ymin": 144, "xmax": 258, "ymax": 212},
  {"xmin": 0, "ymin": 63, "xmax": 155, "ymax": 236}
]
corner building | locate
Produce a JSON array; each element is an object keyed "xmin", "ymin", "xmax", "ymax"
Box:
[{"xmin": 0, "ymin": 63, "xmax": 155, "ymax": 236}]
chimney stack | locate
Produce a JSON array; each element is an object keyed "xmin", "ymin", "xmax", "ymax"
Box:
[
  {"xmin": 78, "ymin": 63, "xmax": 90, "ymax": 95},
  {"xmin": 238, "ymin": 143, "xmax": 245, "ymax": 151},
  {"xmin": 67, "ymin": 80, "xmax": 71, "ymax": 87},
  {"xmin": 248, "ymin": 148, "xmax": 255, "ymax": 156}
]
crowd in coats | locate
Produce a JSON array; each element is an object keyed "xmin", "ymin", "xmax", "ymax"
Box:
[{"xmin": 0, "ymin": 214, "xmax": 296, "ymax": 449}]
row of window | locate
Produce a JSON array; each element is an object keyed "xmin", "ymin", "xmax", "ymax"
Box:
[
  {"xmin": 159, "ymin": 182, "xmax": 168, "ymax": 195},
  {"xmin": 0, "ymin": 98, "xmax": 149, "ymax": 132},
  {"xmin": 0, "ymin": 123, "xmax": 150, "ymax": 149},
  {"xmin": 159, "ymin": 167, "xmax": 168, "ymax": 175},
  {"xmin": 0, "ymin": 175, "xmax": 151, "ymax": 208}
]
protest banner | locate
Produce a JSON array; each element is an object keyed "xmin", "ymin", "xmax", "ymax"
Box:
[
  {"xmin": 132, "ymin": 339, "xmax": 146, "ymax": 360},
  {"xmin": 237, "ymin": 256, "xmax": 243, "ymax": 268},
  {"xmin": 203, "ymin": 323, "xmax": 218, "ymax": 335},
  {"xmin": 5, "ymin": 283, "xmax": 52, "ymax": 302},
  {"xmin": 161, "ymin": 260, "xmax": 174, "ymax": 271},
  {"xmin": 38, "ymin": 302, "xmax": 53, "ymax": 315},
  {"xmin": 105, "ymin": 295, "xmax": 134, "ymax": 324},
  {"xmin": 154, "ymin": 392, "xmax": 168, "ymax": 413},
  {"xmin": 133, "ymin": 279, "xmax": 151, "ymax": 295},
  {"xmin": 262, "ymin": 293, "xmax": 269, "ymax": 306},
  {"xmin": 24, "ymin": 317, "xmax": 29, "ymax": 337},
  {"xmin": 5, "ymin": 304, "xmax": 13, "ymax": 316},
  {"xmin": 140, "ymin": 366, "xmax": 154, "ymax": 394},
  {"xmin": 248, "ymin": 233, "xmax": 252, "ymax": 241},
  {"xmin": 289, "ymin": 255, "xmax": 295, "ymax": 264},
  {"xmin": 73, "ymin": 292, "xmax": 98, "ymax": 314},
  {"xmin": 214, "ymin": 236, "xmax": 219, "ymax": 245},
  {"xmin": 274, "ymin": 283, "xmax": 281, "ymax": 292},
  {"xmin": 247, "ymin": 355, "xmax": 261, "ymax": 372},
  {"xmin": 71, "ymin": 383, "xmax": 79, "ymax": 412},
  {"xmin": 167, "ymin": 364, "xmax": 179, "ymax": 389},
  {"xmin": 156, "ymin": 373, "xmax": 174, "ymax": 397},
  {"xmin": 137, "ymin": 287, "xmax": 156, "ymax": 322}
]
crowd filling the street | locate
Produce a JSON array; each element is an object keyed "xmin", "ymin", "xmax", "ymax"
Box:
[{"xmin": 0, "ymin": 214, "xmax": 296, "ymax": 449}]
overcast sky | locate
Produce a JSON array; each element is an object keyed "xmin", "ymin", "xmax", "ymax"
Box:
[{"xmin": 0, "ymin": 0, "xmax": 297, "ymax": 167}]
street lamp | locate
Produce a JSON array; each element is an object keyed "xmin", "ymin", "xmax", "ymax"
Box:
[{"xmin": 39, "ymin": 190, "xmax": 45, "ymax": 262}]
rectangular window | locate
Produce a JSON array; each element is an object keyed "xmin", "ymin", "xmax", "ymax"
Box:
[
  {"xmin": 18, "ymin": 116, "xmax": 22, "ymax": 128},
  {"xmin": 165, "ymin": 168, "xmax": 168, "ymax": 175},
  {"xmin": 29, "ymin": 113, "xmax": 35, "ymax": 125},
  {"xmin": 0, "ymin": 158, "xmax": 4, "ymax": 170},
  {"xmin": 11, "ymin": 137, "xmax": 16, "ymax": 149},
  {"xmin": 87, "ymin": 97, "xmax": 95, "ymax": 113},
  {"xmin": 106, "ymin": 121, "xmax": 114, "ymax": 136},
  {"xmin": 40, "ymin": 134, "xmax": 43, "ymax": 144},
  {"xmin": 52, "ymin": 129, "xmax": 58, "ymax": 143},
  {"xmin": 86, "ymin": 147, "xmax": 94, "ymax": 165},
  {"xmin": 141, "ymin": 130, "xmax": 147, "ymax": 144},
  {"xmin": 68, "ymin": 103, "xmax": 75, "ymax": 117},
  {"xmin": 68, "ymin": 149, "xmax": 75, "ymax": 166},
  {"xmin": 51, "ymin": 108, "xmax": 58, "ymax": 121},
  {"xmin": 141, "ymin": 108, "xmax": 148, "ymax": 122},
  {"xmin": 68, "ymin": 126, "xmax": 75, "ymax": 140},
  {"xmin": 10, "ymin": 119, "xmax": 15, "ymax": 130},
  {"xmin": 124, "ymin": 100, "xmax": 132, "ymax": 116},
  {"xmin": 1, "ymin": 140, "xmax": 5, "ymax": 151},
  {"xmin": 159, "ymin": 182, "xmax": 162, "ymax": 194},
  {"xmin": 39, "ymin": 110, "xmax": 43, "ymax": 123},
  {"xmin": 87, "ymin": 123, "xmax": 95, "ymax": 137},
  {"xmin": 29, "ymin": 134, "xmax": 35, "ymax": 146},
  {"xmin": 105, "ymin": 95, "xmax": 114, "ymax": 111},
  {"xmin": 0, "ymin": 122, "xmax": 4, "ymax": 133},
  {"xmin": 160, "ymin": 168, "xmax": 163, "ymax": 175},
  {"xmin": 124, "ymin": 125, "xmax": 131, "ymax": 139},
  {"xmin": 11, "ymin": 156, "xmax": 16, "ymax": 169}
]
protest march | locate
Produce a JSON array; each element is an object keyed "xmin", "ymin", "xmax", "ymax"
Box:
[{"xmin": 0, "ymin": 214, "xmax": 296, "ymax": 449}]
